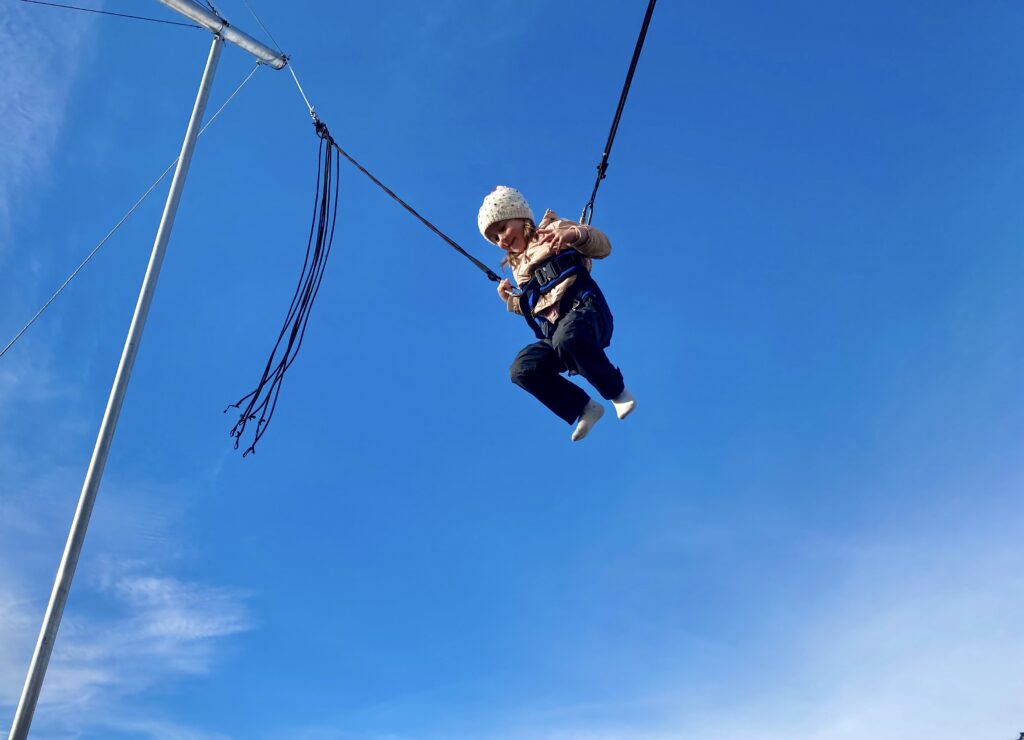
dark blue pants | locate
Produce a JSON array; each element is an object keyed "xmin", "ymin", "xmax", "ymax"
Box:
[{"xmin": 510, "ymin": 294, "xmax": 625, "ymax": 425}]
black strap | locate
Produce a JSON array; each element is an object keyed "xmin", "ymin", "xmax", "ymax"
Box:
[
  {"xmin": 226, "ymin": 128, "xmax": 339, "ymax": 456},
  {"xmin": 581, "ymin": 0, "xmax": 658, "ymax": 225},
  {"xmin": 531, "ymin": 250, "xmax": 584, "ymax": 288},
  {"xmin": 314, "ymin": 120, "xmax": 500, "ymax": 283}
]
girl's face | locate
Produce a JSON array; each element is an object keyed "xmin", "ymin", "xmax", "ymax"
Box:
[{"xmin": 487, "ymin": 218, "xmax": 528, "ymax": 254}]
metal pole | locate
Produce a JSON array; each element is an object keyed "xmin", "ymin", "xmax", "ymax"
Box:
[
  {"xmin": 159, "ymin": 0, "xmax": 287, "ymax": 68},
  {"xmin": 7, "ymin": 34, "xmax": 224, "ymax": 740}
]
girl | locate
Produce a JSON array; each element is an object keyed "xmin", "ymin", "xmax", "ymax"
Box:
[{"xmin": 478, "ymin": 186, "xmax": 635, "ymax": 441}]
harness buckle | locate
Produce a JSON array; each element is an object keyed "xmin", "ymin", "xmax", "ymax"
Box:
[{"xmin": 534, "ymin": 250, "xmax": 583, "ymax": 287}]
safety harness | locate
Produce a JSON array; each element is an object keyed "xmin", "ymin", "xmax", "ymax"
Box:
[{"xmin": 518, "ymin": 250, "xmax": 607, "ymax": 340}]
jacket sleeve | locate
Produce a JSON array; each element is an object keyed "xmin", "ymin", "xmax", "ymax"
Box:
[
  {"xmin": 571, "ymin": 222, "xmax": 611, "ymax": 259},
  {"xmin": 547, "ymin": 214, "xmax": 611, "ymax": 259},
  {"xmin": 506, "ymin": 294, "xmax": 523, "ymax": 315}
]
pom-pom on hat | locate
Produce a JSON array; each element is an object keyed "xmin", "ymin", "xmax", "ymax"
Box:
[{"xmin": 477, "ymin": 186, "xmax": 535, "ymax": 241}]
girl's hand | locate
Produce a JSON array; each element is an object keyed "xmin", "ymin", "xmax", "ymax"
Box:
[
  {"xmin": 536, "ymin": 224, "xmax": 584, "ymax": 254},
  {"xmin": 497, "ymin": 278, "xmax": 514, "ymax": 302}
]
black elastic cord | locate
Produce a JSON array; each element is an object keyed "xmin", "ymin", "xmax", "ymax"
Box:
[
  {"xmin": 226, "ymin": 128, "xmax": 340, "ymax": 456},
  {"xmin": 19, "ymin": 0, "xmax": 202, "ymax": 28},
  {"xmin": 226, "ymin": 118, "xmax": 498, "ymax": 455},
  {"xmin": 316, "ymin": 120, "xmax": 500, "ymax": 283},
  {"xmin": 581, "ymin": 0, "xmax": 657, "ymax": 225}
]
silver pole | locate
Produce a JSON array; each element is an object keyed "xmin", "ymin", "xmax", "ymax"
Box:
[
  {"xmin": 7, "ymin": 35, "xmax": 224, "ymax": 740},
  {"xmin": 159, "ymin": 0, "xmax": 287, "ymax": 69}
]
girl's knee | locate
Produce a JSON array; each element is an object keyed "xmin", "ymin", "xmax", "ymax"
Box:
[
  {"xmin": 510, "ymin": 342, "xmax": 551, "ymax": 386},
  {"xmin": 510, "ymin": 356, "xmax": 535, "ymax": 387}
]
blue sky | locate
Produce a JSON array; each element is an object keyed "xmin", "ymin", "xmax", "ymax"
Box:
[{"xmin": 2, "ymin": 1, "xmax": 1023, "ymax": 738}]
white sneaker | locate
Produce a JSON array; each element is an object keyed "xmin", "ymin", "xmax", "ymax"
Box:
[
  {"xmin": 612, "ymin": 388, "xmax": 636, "ymax": 420},
  {"xmin": 571, "ymin": 400, "xmax": 605, "ymax": 442}
]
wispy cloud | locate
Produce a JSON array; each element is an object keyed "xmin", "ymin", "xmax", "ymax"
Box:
[
  {"xmin": 0, "ymin": 555, "xmax": 253, "ymax": 738},
  {"xmin": 58, "ymin": 565, "xmax": 250, "ymax": 693},
  {"xmin": 492, "ymin": 502, "xmax": 1024, "ymax": 740},
  {"xmin": 240, "ymin": 495, "xmax": 1023, "ymax": 740},
  {"xmin": 0, "ymin": 456, "xmax": 253, "ymax": 739},
  {"xmin": 0, "ymin": 3, "xmax": 96, "ymax": 249},
  {"xmin": 97, "ymin": 567, "xmax": 252, "ymax": 667}
]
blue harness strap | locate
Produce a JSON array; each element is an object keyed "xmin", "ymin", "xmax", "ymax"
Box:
[{"xmin": 517, "ymin": 251, "xmax": 594, "ymax": 339}]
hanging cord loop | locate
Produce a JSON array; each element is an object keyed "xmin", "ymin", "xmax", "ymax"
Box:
[
  {"xmin": 226, "ymin": 118, "xmax": 499, "ymax": 455},
  {"xmin": 580, "ymin": 0, "xmax": 657, "ymax": 225},
  {"xmin": 226, "ymin": 121, "xmax": 340, "ymax": 456}
]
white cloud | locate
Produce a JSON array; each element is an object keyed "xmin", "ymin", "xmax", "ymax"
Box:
[
  {"xmin": 237, "ymin": 498, "xmax": 1024, "ymax": 740},
  {"xmin": 98, "ymin": 568, "xmax": 252, "ymax": 665},
  {"xmin": 760, "ymin": 532, "xmax": 1024, "ymax": 740},
  {"xmin": 0, "ymin": 461, "xmax": 253, "ymax": 739},
  {"xmin": 0, "ymin": 2, "xmax": 96, "ymax": 249},
  {"xmin": 0, "ymin": 556, "xmax": 253, "ymax": 738}
]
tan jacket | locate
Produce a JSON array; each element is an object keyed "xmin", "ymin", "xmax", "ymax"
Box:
[{"xmin": 505, "ymin": 209, "xmax": 612, "ymax": 321}]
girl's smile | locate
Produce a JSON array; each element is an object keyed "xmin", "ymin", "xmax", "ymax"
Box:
[{"xmin": 487, "ymin": 218, "xmax": 528, "ymax": 254}]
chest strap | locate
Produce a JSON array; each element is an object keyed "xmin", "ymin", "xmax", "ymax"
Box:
[{"xmin": 529, "ymin": 250, "xmax": 585, "ymax": 294}]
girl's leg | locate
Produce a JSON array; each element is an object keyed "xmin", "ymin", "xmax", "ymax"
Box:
[
  {"xmin": 510, "ymin": 341, "xmax": 590, "ymax": 425},
  {"xmin": 550, "ymin": 302, "xmax": 625, "ymax": 401}
]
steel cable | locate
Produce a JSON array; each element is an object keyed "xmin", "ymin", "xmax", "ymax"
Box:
[{"xmin": 0, "ymin": 63, "xmax": 263, "ymax": 361}]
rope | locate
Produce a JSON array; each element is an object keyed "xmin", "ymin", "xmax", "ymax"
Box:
[
  {"xmin": 236, "ymin": 0, "xmax": 316, "ymax": 126},
  {"xmin": 316, "ymin": 121, "xmax": 499, "ymax": 282},
  {"xmin": 289, "ymin": 67, "xmax": 316, "ymax": 120},
  {"xmin": 249, "ymin": 0, "xmax": 491, "ymax": 282},
  {"xmin": 248, "ymin": 7, "xmax": 489, "ymax": 281},
  {"xmin": 0, "ymin": 63, "xmax": 263, "ymax": 362},
  {"xmin": 580, "ymin": 0, "xmax": 657, "ymax": 225},
  {"xmin": 239, "ymin": 0, "xmax": 284, "ymax": 54},
  {"xmin": 18, "ymin": 0, "xmax": 202, "ymax": 28},
  {"xmin": 226, "ymin": 127, "xmax": 340, "ymax": 456},
  {"xmin": 202, "ymin": 0, "xmax": 223, "ymax": 19}
]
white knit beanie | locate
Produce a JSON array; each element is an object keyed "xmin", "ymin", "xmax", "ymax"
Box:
[{"xmin": 477, "ymin": 186, "xmax": 535, "ymax": 240}]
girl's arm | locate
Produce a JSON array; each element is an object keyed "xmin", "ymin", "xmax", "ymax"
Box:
[
  {"xmin": 536, "ymin": 211, "xmax": 612, "ymax": 259},
  {"xmin": 567, "ymin": 222, "xmax": 611, "ymax": 259}
]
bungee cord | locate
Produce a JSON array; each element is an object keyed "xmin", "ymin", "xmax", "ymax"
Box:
[
  {"xmin": 225, "ymin": 121, "xmax": 340, "ymax": 456},
  {"xmin": 580, "ymin": 0, "xmax": 658, "ymax": 225},
  {"xmin": 322, "ymin": 129, "xmax": 501, "ymax": 283},
  {"xmin": 223, "ymin": 4, "xmax": 495, "ymax": 454},
  {"xmin": 235, "ymin": 0, "xmax": 497, "ymax": 282},
  {"xmin": 224, "ymin": 114, "xmax": 503, "ymax": 455}
]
